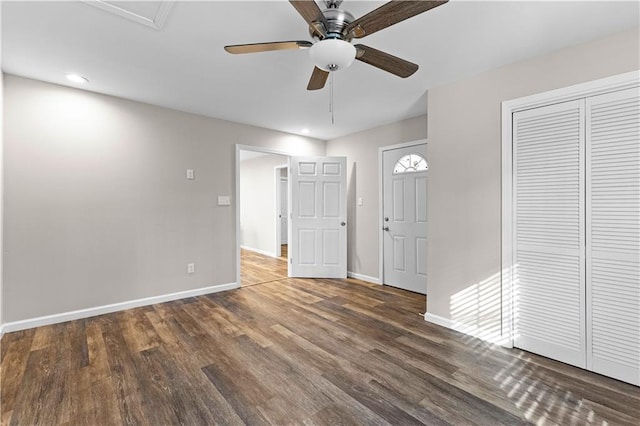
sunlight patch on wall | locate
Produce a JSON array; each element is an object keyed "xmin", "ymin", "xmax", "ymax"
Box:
[{"xmin": 450, "ymin": 270, "xmax": 503, "ymax": 344}]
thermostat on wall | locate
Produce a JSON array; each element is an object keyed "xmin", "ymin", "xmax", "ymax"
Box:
[{"xmin": 217, "ymin": 196, "xmax": 231, "ymax": 206}]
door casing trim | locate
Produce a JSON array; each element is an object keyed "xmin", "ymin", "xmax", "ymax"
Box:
[{"xmin": 274, "ymin": 165, "xmax": 288, "ymax": 258}]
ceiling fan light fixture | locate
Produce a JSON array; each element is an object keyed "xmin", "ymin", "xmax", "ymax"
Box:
[{"xmin": 309, "ymin": 39, "xmax": 356, "ymax": 72}]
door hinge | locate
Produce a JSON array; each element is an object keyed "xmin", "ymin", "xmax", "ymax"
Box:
[{"xmin": 290, "ymin": 258, "xmax": 293, "ymax": 264}]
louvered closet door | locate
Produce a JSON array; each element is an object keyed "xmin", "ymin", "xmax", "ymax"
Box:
[
  {"xmin": 586, "ymin": 87, "xmax": 640, "ymax": 386},
  {"xmin": 513, "ymin": 99, "xmax": 586, "ymax": 368}
]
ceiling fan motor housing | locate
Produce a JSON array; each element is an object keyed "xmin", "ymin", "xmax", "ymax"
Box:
[{"xmin": 309, "ymin": 8, "xmax": 355, "ymax": 40}]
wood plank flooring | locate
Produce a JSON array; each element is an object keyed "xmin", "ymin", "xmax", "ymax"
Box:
[
  {"xmin": 240, "ymin": 248, "xmax": 287, "ymax": 287},
  {"xmin": 2, "ymin": 251, "xmax": 639, "ymax": 425}
]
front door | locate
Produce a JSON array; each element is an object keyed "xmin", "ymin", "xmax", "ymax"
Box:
[
  {"xmin": 382, "ymin": 144, "xmax": 428, "ymax": 294},
  {"xmin": 289, "ymin": 156, "xmax": 347, "ymax": 278}
]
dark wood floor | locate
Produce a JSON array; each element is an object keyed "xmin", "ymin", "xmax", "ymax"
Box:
[{"xmin": 2, "ymin": 251, "xmax": 639, "ymax": 425}]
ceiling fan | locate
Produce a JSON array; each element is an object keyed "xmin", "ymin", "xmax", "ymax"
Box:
[{"xmin": 224, "ymin": 0, "xmax": 448, "ymax": 90}]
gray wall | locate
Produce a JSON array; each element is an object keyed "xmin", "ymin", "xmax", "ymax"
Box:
[
  {"xmin": 326, "ymin": 115, "xmax": 427, "ymax": 280},
  {"xmin": 0, "ymin": 16, "xmax": 4, "ymax": 328},
  {"xmin": 426, "ymin": 27, "xmax": 640, "ymax": 339},
  {"xmin": 2, "ymin": 75, "xmax": 324, "ymax": 323},
  {"xmin": 239, "ymin": 154, "xmax": 287, "ymax": 255}
]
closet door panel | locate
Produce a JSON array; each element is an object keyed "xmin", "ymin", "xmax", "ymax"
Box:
[
  {"xmin": 513, "ymin": 99, "xmax": 586, "ymax": 368},
  {"xmin": 587, "ymin": 87, "xmax": 640, "ymax": 386}
]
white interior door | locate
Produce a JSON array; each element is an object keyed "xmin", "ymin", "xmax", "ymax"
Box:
[
  {"xmin": 289, "ymin": 156, "xmax": 347, "ymax": 278},
  {"xmin": 513, "ymin": 99, "xmax": 587, "ymax": 368},
  {"xmin": 280, "ymin": 177, "xmax": 288, "ymax": 244},
  {"xmin": 382, "ymin": 144, "xmax": 428, "ymax": 294},
  {"xmin": 586, "ymin": 87, "xmax": 640, "ymax": 385}
]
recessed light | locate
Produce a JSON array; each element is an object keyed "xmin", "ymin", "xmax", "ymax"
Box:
[
  {"xmin": 301, "ymin": 128, "xmax": 310, "ymax": 134},
  {"xmin": 66, "ymin": 74, "xmax": 89, "ymax": 84}
]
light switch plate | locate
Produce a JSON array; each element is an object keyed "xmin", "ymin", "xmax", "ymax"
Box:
[
  {"xmin": 218, "ymin": 196, "xmax": 231, "ymax": 206},
  {"xmin": 357, "ymin": 197, "xmax": 363, "ymax": 206},
  {"xmin": 186, "ymin": 169, "xmax": 195, "ymax": 180}
]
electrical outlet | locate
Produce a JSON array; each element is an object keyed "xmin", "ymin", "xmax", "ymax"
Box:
[{"xmin": 187, "ymin": 263, "xmax": 195, "ymax": 274}]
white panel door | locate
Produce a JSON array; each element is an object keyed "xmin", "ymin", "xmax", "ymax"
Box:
[
  {"xmin": 513, "ymin": 99, "xmax": 587, "ymax": 368},
  {"xmin": 289, "ymin": 156, "xmax": 347, "ymax": 278},
  {"xmin": 586, "ymin": 87, "xmax": 640, "ymax": 386},
  {"xmin": 382, "ymin": 144, "xmax": 428, "ymax": 294}
]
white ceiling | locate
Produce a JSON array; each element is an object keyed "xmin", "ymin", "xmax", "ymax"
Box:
[{"xmin": 2, "ymin": 1, "xmax": 638, "ymax": 140}]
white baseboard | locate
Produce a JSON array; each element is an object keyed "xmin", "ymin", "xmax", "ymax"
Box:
[
  {"xmin": 240, "ymin": 245, "xmax": 278, "ymax": 258},
  {"xmin": 424, "ymin": 312, "xmax": 511, "ymax": 347},
  {"xmin": 347, "ymin": 271, "xmax": 381, "ymax": 285},
  {"xmin": 2, "ymin": 282, "xmax": 238, "ymax": 334},
  {"xmin": 423, "ymin": 312, "xmax": 453, "ymax": 329}
]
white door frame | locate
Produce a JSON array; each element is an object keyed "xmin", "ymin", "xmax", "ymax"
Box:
[
  {"xmin": 235, "ymin": 144, "xmax": 292, "ymax": 286},
  {"xmin": 378, "ymin": 139, "xmax": 428, "ymax": 286},
  {"xmin": 500, "ymin": 70, "xmax": 639, "ymax": 348},
  {"xmin": 274, "ymin": 164, "xmax": 288, "ymax": 258}
]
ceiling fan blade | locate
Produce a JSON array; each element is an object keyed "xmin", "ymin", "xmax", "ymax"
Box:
[
  {"xmin": 224, "ymin": 41, "xmax": 312, "ymax": 54},
  {"xmin": 354, "ymin": 44, "xmax": 419, "ymax": 78},
  {"xmin": 307, "ymin": 67, "xmax": 329, "ymax": 90},
  {"xmin": 345, "ymin": 0, "xmax": 448, "ymax": 39},
  {"xmin": 290, "ymin": 1, "xmax": 328, "ymax": 37}
]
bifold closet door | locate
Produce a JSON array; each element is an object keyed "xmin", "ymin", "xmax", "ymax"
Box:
[
  {"xmin": 513, "ymin": 99, "xmax": 586, "ymax": 368},
  {"xmin": 586, "ymin": 87, "xmax": 640, "ymax": 386}
]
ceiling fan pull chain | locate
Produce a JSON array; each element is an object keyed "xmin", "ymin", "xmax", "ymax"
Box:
[{"xmin": 330, "ymin": 72, "xmax": 335, "ymax": 125}]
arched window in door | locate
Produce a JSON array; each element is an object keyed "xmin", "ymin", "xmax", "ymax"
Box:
[{"xmin": 393, "ymin": 153, "xmax": 428, "ymax": 174}]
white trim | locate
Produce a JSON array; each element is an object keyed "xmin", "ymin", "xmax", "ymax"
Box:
[
  {"xmin": 501, "ymin": 70, "xmax": 640, "ymax": 349},
  {"xmin": 424, "ymin": 312, "xmax": 453, "ymax": 329},
  {"xmin": 83, "ymin": 0, "xmax": 175, "ymax": 30},
  {"xmin": 347, "ymin": 271, "xmax": 382, "ymax": 285},
  {"xmin": 424, "ymin": 312, "xmax": 508, "ymax": 345},
  {"xmin": 377, "ymin": 139, "xmax": 428, "ymax": 286},
  {"xmin": 502, "ymin": 70, "xmax": 640, "ymax": 114},
  {"xmin": 287, "ymin": 157, "xmax": 292, "ymax": 277},
  {"xmin": 2, "ymin": 282, "xmax": 238, "ymax": 334},
  {"xmin": 274, "ymin": 165, "xmax": 288, "ymax": 258},
  {"xmin": 235, "ymin": 145, "xmax": 294, "ymax": 286},
  {"xmin": 240, "ymin": 245, "xmax": 278, "ymax": 259}
]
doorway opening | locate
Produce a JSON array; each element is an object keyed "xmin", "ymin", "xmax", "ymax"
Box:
[
  {"xmin": 236, "ymin": 146, "xmax": 290, "ymax": 287},
  {"xmin": 235, "ymin": 146, "xmax": 348, "ymax": 286}
]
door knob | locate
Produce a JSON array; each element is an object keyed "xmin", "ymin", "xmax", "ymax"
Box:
[
  {"xmin": 341, "ymin": 222, "xmax": 346, "ymax": 226},
  {"xmin": 383, "ymin": 226, "xmax": 390, "ymax": 231},
  {"xmin": 384, "ymin": 217, "xmax": 389, "ymax": 222}
]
